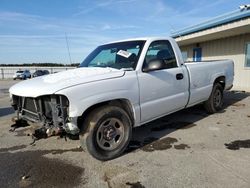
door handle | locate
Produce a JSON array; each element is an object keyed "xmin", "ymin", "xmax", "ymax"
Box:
[{"xmin": 176, "ymin": 73, "xmax": 184, "ymax": 80}]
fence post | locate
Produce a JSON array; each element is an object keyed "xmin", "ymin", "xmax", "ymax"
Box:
[{"xmin": 1, "ymin": 68, "xmax": 4, "ymax": 79}]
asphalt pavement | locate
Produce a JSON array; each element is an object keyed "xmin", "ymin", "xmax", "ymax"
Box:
[{"xmin": 0, "ymin": 80, "xmax": 250, "ymax": 188}]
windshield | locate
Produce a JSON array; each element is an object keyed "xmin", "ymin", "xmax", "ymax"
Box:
[
  {"xmin": 80, "ymin": 40, "xmax": 145, "ymax": 70},
  {"xmin": 17, "ymin": 71, "xmax": 23, "ymax": 73}
]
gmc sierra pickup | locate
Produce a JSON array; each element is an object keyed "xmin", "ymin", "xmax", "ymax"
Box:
[{"xmin": 9, "ymin": 37, "xmax": 234, "ymax": 160}]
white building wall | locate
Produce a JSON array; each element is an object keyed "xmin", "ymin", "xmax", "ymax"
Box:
[{"xmin": 179, "ymin": 33, "xmax": 250, "ymax": 91}]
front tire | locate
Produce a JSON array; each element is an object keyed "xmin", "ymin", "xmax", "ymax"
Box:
[
  {"xmin": 80, "ymin": 106, "xmax": 132, "ymax": 161},
  {"xmin": 204, "ymin": 83, "xmax": 223, "ymax": 113}
]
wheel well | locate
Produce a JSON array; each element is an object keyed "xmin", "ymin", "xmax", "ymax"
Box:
[
  {"xmin": 214, "ymin": 76, "xmax": 225, "ymax": 89},
  {"xmin": 77, "ymin": 99, "xmax": 135, "ymax": 131}
]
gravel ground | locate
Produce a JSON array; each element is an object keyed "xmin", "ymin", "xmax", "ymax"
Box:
[{"xmin": 0, "ymin": 80, "xmax": 250, "ymax": 188}]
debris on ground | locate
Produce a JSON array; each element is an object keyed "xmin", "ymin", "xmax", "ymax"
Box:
[
  {"xmin": 225, "ymin": 139, "xmax": 250, "ymax": 150},
  {"xmin": 9, "ymin": 118, "xmax": 29, "ymax": 132}
]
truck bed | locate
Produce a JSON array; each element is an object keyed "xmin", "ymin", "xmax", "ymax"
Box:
[{"xmin": 185, "ymin": 60, "xmax": 234, "ymax": 107}]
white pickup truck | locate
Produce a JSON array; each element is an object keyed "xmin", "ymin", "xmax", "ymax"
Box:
[{"xmin": 9, "ymin": 37, "xmax": 234, "ymax": 160}]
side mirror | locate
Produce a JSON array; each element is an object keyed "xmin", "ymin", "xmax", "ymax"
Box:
[{"xmin": 143, "ymin": 59, "xmax": 164, "ymax": 72}]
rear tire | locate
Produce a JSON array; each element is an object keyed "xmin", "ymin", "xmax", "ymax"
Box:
[
  {"xmin": 80, "ymin": 106, "xmax": 132, "ymax": 161},
  {"xmin": 204, "ymin": 83, "xmax": 223, "ymax": 113}
]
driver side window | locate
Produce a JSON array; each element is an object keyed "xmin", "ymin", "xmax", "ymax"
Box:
[{"xmin": 144, "ymin": 40, "xmax": 177, "ymax": 70}]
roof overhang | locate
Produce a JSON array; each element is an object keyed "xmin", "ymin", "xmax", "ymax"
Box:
[{"xmin": 175, "ymin": 18, "xmax": 250, "ymax": 46}]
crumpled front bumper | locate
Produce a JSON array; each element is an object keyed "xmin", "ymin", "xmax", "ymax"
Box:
[{"xmin": 11, "ymin": 94, "xmax": 80, "ymax": 135}]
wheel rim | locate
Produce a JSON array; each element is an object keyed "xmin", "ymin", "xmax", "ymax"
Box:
[
  {"xmin": 96, "ymin": 118, "xmax": 125, "ymax": 151},
  {"xmin": 213, "ymin": 89, "xmax": 222, "ymax": 107}
]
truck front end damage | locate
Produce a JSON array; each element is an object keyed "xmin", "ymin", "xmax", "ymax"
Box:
[{"xmin": 11, "ymin": 94, "xmax": 79, "ymax": 136}]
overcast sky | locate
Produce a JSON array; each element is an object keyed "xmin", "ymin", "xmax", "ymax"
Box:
[{"xmin": 0, "ymin": 0, "xmax": 249, "ymax": 64}]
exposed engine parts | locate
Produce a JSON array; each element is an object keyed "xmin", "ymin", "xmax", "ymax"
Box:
[{"xmin": 11, "ymin": 94, "xmax": 79, "ymax": 135}]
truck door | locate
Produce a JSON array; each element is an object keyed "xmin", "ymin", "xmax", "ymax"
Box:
[{"xmin": 138, "ymin": 40, "xmax": 189, "ymax": 123}]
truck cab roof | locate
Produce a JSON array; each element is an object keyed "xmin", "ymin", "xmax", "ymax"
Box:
[{"xmin": 105, "ymin": 37, "xmax": 175, "ymax": 45}]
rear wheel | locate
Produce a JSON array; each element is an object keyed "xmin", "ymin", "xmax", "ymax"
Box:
[
  {"xmin": 204, "ymin": 83, "xmax": 223, "ymax": 113},
  {"xmin": 80, "ymin": 106, "xmax": 132, "ymax": 161}
]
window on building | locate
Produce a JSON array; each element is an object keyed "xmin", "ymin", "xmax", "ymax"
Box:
[
  {"xmin": 193, "ymin": 47, "xmax": 202, "ymax": 62},
  {"xmin": 246, "ymin": 43, "xmax": 250, "ymax": 67}
]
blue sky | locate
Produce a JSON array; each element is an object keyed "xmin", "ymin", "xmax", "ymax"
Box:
[{"xmin": 0, "ymin": 0, "xmax": 249, "ymax": 64}]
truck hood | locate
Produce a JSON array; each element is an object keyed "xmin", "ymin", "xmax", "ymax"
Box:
[{"xmin": 9, "ymin": 67, "xmax": 125, "ymax": 97}]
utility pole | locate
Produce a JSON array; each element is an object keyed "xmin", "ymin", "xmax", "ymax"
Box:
[{"xmin": 65, "ymin": 33, "xmax": 72, "ymax": 65}]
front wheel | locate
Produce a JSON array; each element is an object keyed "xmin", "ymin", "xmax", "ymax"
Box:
[
  {"xmin": 204, "ymin": 83, "xmax": 223, "ymax": 113},
  {"xmin": 80, "ymin": 106, "xmax": 132, "ymax": 161}
]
